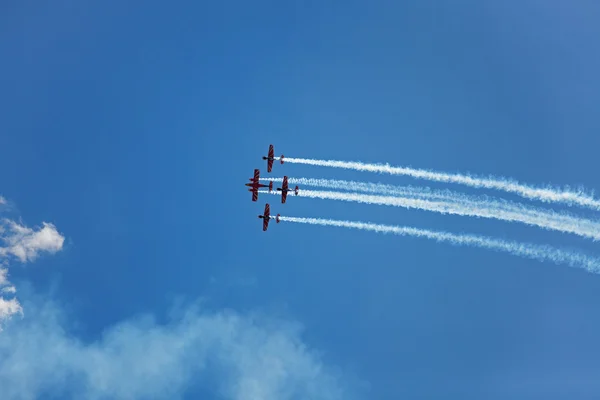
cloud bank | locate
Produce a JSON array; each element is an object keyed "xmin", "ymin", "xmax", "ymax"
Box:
[
  {"xmin": 0, "ymin": 298, "xmax": 356, "ymax": 400},
  {"xmin": 0, "ymin": 197, "xmax": 358, "ymax": 399}
]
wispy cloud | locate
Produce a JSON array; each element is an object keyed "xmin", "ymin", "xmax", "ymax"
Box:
[{"xmin": 0, "ymin": 297, "xmax": 359, "ymax": 400}]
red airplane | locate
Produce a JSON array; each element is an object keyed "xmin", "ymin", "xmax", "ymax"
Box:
[
  {"xmin": 262, "ymin": 144, "xmax": 284, "ymax": 173},
  {"xmin": 258, "ymin": 203, "xmax": 280, "ymax": 231},
  {"xmin": 245, "ymin": 169, "xmax": 273, "ymax": 202},
  {"xmin": 277, "ymin": 176, "xmax": 299, "ymax": 204}
]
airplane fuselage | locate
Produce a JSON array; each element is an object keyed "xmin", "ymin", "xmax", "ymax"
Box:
[
  {"xmin": 277, "ymin": 188, "xmax": 297, "ymax": 193},
  {"xmin": 246, "ymin": 182, "xmax": 269, "ymax": 189}
]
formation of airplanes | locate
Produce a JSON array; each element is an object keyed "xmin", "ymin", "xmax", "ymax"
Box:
[{"xmin": 246, "ymin": 144, "xmax": 299, "ymax": 231}]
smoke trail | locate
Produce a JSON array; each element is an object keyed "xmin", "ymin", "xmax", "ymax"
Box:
[
  {"xmin": 282, "ymin": 157, "xmax": 600, "ymax": 210},
  {"xmin": 260, "ymin": 189, "xmax": 600, "ymax": 241},
  {"xmin": 262, "ymin": 176, "xmax": 527, "ymax": 204},
  {"xmin": 261, "ymin": 177, "xmax": 455, "ymax": 202},
  {"xmin": 278, "ymin": 216, "xmax": 600, "ymax": 273},
  {"xmin": 262, "ymin": 177, "xmax": 600, "ymax": 233}
]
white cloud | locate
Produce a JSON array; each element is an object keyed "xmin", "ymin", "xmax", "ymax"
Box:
[
  {"xmin": 0, "ymin": 267, "xmax": 9, "ymax": 286},
  {"xmin": 0, "ymin": 220, "xmax": 65, "ymax": 263},
  {"xmin": 0, "ymin": 298, "xmax": 22, "ymax": 328},
  {"xmin": 0, "ymin": 218, "xmax": 65, "ymax": 327},
  {"xmin": 0, "ymin": 298, "xmax": 358, "ymax": 400},
  {"xmin": 1, "ymin": 286, "xmax": 16, "ymax": 295},
  {"xmin": 0, "ymin": 196, "xmax": 6, "ymax": 205},
  {"xmin": 0, "ymin": 268, "xmax": 19, "ymax": 328},
  {"xmin": 0, "ymin": 268, "xmax": 16, "ymax": 295}
]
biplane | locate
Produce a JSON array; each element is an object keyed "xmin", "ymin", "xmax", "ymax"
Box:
[
  {"xmin": 245, "ymin": 169, "xmax": 273, "ymax": 201},
  {"xmin": 258, "ymin": 203, "xmax": 280, "ymax": 231},
  {"xmin": 262, "ymin": 144, "xmax": 284, "ymax": 173},
  {"xmin": 277, "ymin": 176, "xmax": 299, "ymax": 204}
]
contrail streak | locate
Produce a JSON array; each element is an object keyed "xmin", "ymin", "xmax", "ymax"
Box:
[
  {"xmin": 278, "ymin": 216, "xmax": 600, "ymax": 274},
  {"xmin": 281, "ymin": 157, "xmax": 600, "ymax": 210},
  {"xmin": 260, "ymin": 189, "xmax": 600, "ymax": 240}
]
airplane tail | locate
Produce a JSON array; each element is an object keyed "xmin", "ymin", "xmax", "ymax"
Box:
[
  {"xmin": 269, "ymin": 181, "xmax": 273, "ymax": 192},
  {"xmin": 280, "ymin": 155, "xmax": 285, "ymax": 164},
  {"xmin": 276, "ymin": 214, "xmax": 280, "ymax": 223},
  {"xmin": 294, "ymin": 186, "xmax": 299, "ymax": 195}
]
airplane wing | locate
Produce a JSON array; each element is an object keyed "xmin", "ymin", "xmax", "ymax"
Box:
[
  {"xmin": 267, "ymin": 145, "xmax": 275, "ymax": 172},
  {"xmin": 281, "ymin": 176, "xmax": 289, "ymax": 203},
  {"xmin": 263, "ymin": 204, "xmax": 270, "ymax": 231},
  {"xmin": 252, "ymin": 189, "xmax": 258, "ymax": 202},
  {"xmin": 253, "ymin": 169, "xmax": 260, "ymax": 182}
]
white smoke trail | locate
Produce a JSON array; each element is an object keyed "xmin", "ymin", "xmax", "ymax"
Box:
[
  {"xmin": 259, "ymin": 189, "xmax": 600, "ymax": 241},
  {"xmin": 261, "ymin": 177, "xmax": 455, "ymax": 201},
  {"xmin": 282, "ymin": 157, "xmax": 600, "ymax": 210},
  {"xmin": 262, "ymin": 176, "xmax": 519, "ymax": 204},
  {"xmin": 278, "ymin": 216, "xmax": 600, "ymax": 273},
  {"xmin": 263, "ymin": 177, "xmax": 600, "ymax": 232}
]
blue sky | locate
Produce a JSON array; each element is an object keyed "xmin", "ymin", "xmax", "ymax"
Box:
[{"xmin": 1, "ymin": 1, "xmax": 600, "ymax": 398}]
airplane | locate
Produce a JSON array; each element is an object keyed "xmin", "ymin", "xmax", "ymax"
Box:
[
  {"xmin": 276, "ymin": 176, "xmax": 299, "ymax": 204},
  {"xmin": 245, "ymin": 169, "xmax": 273, "ymax": 202},
  {"xmin": 258, "ymin": 203, "xmax": 280, "ymax": 231},
  {"xmin": 262, "ymin": 144, "xmax": 284, "ymax": 173}
]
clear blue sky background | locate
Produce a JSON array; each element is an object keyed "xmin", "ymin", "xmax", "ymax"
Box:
[{"xmin": 1, "ymin": 1, "xmax": 600, "ymax": 399}]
